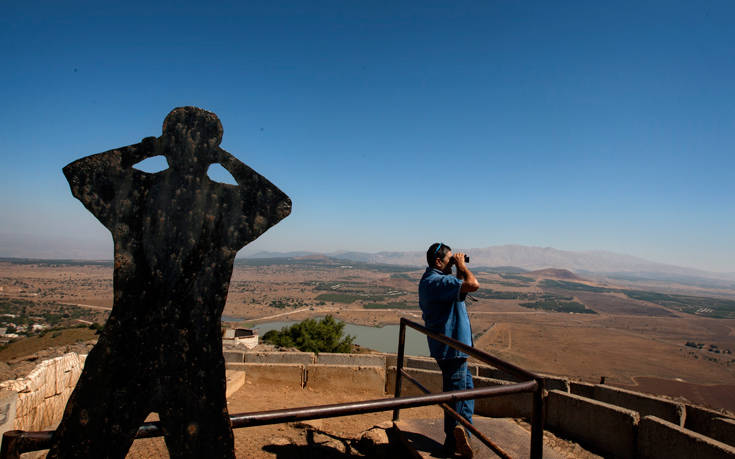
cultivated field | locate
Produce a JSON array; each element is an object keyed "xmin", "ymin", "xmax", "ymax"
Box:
[{"xmin": 1, "ymin": 258, "xmax": 734, "ymax": 412}]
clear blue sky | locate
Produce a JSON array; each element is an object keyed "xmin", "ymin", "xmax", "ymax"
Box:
[{"xmin": 2, "ymin": 1, "xmax": 733, "ymax": 272}]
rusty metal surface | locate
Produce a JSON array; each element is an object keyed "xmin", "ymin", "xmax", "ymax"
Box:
[
  {"xmin": 0, "ymin": 431, "xmax": 52, "ymax": 459},
  {"xmin": 392, "ymin": 318, "xmax": 408, "ymax": 421},
  {"xmin": 230, "ymin": 382, "xmax": 537, "ymax": 428},
  {"xmin": 400, "ymin": 368, "xmax": 514, "ymax": 459}
]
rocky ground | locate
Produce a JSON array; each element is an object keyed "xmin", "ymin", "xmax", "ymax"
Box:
[
  {"xmin": 2, "ymin": 341, "xmax": 601, "ymax": 458},
  {"xmin": 0, "ymin": 340, "xmax": 96, "ymax": 382},
  {"xmin": 126, "ymin": 382, "xmax": 600, "ymax": 458}
]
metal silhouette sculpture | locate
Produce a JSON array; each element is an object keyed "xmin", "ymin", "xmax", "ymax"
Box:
[{"xmin": 49, "ymin": 107, "xmax": 291, "ymax": 458}]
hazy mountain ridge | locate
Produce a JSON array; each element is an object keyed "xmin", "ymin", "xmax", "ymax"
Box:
[
  {"xmin": 247, "ymin": 245, "xmax": 735, "ymax": 284},
  {"xmin": 3, "ymin": 240, "xmax": 732, "ymax": 285}
]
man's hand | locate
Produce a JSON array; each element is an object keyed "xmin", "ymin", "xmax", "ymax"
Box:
[
  {"xmin": 455, "ymin": 253, "xmax": 480, "ymax": 293},
  {"xmin": 453, "ymin": 253, "xmax": 468, "ymax": 270}
]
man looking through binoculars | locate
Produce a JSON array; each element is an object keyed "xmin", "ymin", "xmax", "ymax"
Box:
[{"xmin": 419, "ymin": 242, "xmax": 480, "ymax": 458}]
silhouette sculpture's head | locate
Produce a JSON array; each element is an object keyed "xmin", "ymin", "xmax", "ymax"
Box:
[{"xmin": 162, "ymin": 106, "xmax": 223, "ymax": 173}]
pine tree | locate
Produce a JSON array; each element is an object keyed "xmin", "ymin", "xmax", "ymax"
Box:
[{"xmin": 262, "ymin": 315, "xmax": 354, "ymax": 354}]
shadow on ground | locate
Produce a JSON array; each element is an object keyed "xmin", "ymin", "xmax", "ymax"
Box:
[{"xmin": 262, "ymin": 427, "xmax": 399, "ymax": 458}]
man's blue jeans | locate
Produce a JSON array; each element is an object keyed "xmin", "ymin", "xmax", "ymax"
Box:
[{"xmin": 437, "ymin": 358, "xmax": 474, "ymax": 440}]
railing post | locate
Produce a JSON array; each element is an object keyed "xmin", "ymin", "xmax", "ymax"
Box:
[
  {"xmin": 530, "ymin": 377, "xmax": 544, "ymax": 459},
  {"xmin": 392, "ymin": 318, "xmax": 407, "ymax": 421},
  {"xmin": 1, "ymin": 431, "xmax": 24, "ymax": 459}
]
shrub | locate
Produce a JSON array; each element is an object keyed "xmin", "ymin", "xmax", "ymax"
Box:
[{"xmin": 262, "ymin": 315, "xmax": 355, "ymax": 354}]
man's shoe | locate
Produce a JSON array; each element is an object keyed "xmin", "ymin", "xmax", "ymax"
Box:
[{"xmin": 453, "ymin": 425, "xmax": 473, "ymax": 458}]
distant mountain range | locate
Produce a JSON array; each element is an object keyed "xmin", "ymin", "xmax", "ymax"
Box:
[
  {"xmin": 2, "ymin": 237, "xmax": 733, "ymax": 288},
  {"xmin": 246, "ymin": 245, "xmax": 735, "ymax": 286}
]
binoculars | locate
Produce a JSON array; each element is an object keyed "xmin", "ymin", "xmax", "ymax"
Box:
[{"xmin": 450, "ymin": 255, "xmax": 470, "ymax": 264}]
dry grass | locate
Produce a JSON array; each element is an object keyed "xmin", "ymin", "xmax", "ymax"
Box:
[
  {"xmin": 2, "ymin": 260, "xmax": 734, "ymax": 413},
  {"xmin": 0, "ymin": 327, "xmax": 98, "ymax": 361}
]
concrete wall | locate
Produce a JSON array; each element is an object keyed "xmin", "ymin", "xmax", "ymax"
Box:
[
  {"xmin": 3, "ymin": 349, "xmax": 734, "ymax": 459},
  {"xmin": 316, "ymin": 353, "xmax": 386, "ymax": 367},
  {"xmin": 388, "ymin": 355, "xmax": 520, "ymax": 379},
  {"xmin": 638, "ymin": 415, "xmax": 735, "ymax": 459},
  {"xmin": 306, "ymin": 365, "xmax": 385, "ymax": 394},
  {"xmin": 386, "ymin": 366, "xmax": 534, "ymax": 419},
  {"xmin": 228, "ymin": 363, "xmax": 305, "ymax": 388},
  {"xmin": 243, "ymin": 351, "xmax": 315, "ymax": 365},
  {"xmin": 404, "ymin": 356, "xmax": 439, "ymax": 372},
  {"xmin": 225, "ymin": 370, "xmax": 245, "ymax": 399},
  {"xmin": 570, "ymin": 381, "xmax": 689, "ymax": 426},
  {"xmin": 685, "ymin": 404, "xmax": 735, "ymax": 447},
  {"xmin": 225, "ymin": 350, "xmax": 318, "ymax": 365},
  {"xmin": 569, "ymin": 380, "xmax": 595, "ymax": 399},
  {"xmin": 227, "ymin": 360, "xmax": 387, "ymax": 393},
  {"xmin": 386, "ymin": 367, "xmax": 442, "ymax": 397},
  {"xmin": 546, "ymin": 390, "xmax": 639, "ymax": 458},
  {"xmin": 474, "ymin": 365, "xmax": 518, "ymax": 381},
  {"xmin": 223, "ymin": 351, "xmax": 245, "ymax": 363},
  {"xmin": 539, "ymin": 375, "xmax": 569, "ymax": 392},
  {"xmin": 710, "ymin": 418, "xmax": 735, "ymax": 449},
  {"xmin": 0, "ymin": 390, "xmax": 17, "ymax": 440},
  {"xmin": 474, "ymin": 377, "xmax": 533, "ymax": 419},
  {"xmin": 0, "ymin": 353, "xmax": 86, "ymax": 431},
  {"xmin": 548, "ymin": 389, "xmax": 735, "ymax": 458},
  {"xmin": 590, "ymin": 384, "xmax": 685, "ymax": 426}
]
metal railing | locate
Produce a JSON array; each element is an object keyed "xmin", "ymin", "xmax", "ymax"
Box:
[
  {"xmin": 393, "ymin": 318, "xmax": 544, "ymax": 459},
  {"xmin": 1, "ymin": 318, "xmax": 544, "ymax": 459}
]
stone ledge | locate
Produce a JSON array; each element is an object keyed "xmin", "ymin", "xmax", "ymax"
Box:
[
  {"xmin": 305, "ymin": 365, "xmax": 386, "ymax": 394},
  {"xmin": 385, "ymin": 367, "xmax": 441, "ymax": 396},
  {"xmin": 316, "ymin": 353, "xmax": 386, "ymax": 367},
  {"xmin": 710, "ymin": 417, "xmax": 735, "ymax": 448},
  {"xmin": 638, "ymin": 415, "xmax": 735, "ymax": 459},
  {"xmin": 0, "ymin": 390, "xmax": 18, "ymax": 440},
  {"xmin": 227, "ymin": 363, "xmax": 305, "ymax": 388},
  {"xmin": 591, "ymin": 384, "xmax": 685, "ymax": 426},
  {"xmin": 569, "ymin": 380, "xmax": 595, "ymax": 398},
  {"xmin": 405, "ymin": 356, "xmax": 439, "ymax": 372},
  {"xmin": 685, "ymin": 404, "xmax": 735, "ymax": 443},
  {"xmin": 225, "ymin": 370, "xmax": 246, "ymax": 398},
  {"xmin": 474, "ymin": 376, "xmax": 533, "ymax": 419},
  {"xmin": 546, "ymin": 390, "xmax": 639, "ymax": 458},
  {"xmin": 475, "ymin": 364, "xmax": 517, "ymax": 381},
  {"xmin": 223, "ymin": 351, "xmax": 245, "ymax": 363},
  {"xmin": 243, "ymin": 352, "xmax": 315, "ymax": 365},
  {"xmin": 538, "ymin": 374, "xmax": 569, "ymax": 392}
]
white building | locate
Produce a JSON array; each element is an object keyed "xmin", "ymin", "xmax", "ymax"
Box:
[{"xmin": 223, "ymin": 328, "xmax": 258, "ymax": 349}]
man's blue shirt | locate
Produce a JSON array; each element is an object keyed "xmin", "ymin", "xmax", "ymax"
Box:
[{"xmin": 418, "ymin": 267, "xmax": 472, "ymax": 360}]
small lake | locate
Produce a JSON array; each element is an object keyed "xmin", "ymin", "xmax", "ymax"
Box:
[{"xmin": 241, "ymin": 319, "xmax": 430, "ymax": 357}]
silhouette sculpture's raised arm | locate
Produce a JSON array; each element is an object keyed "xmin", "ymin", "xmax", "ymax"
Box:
[
  {"xmin": 217, "ymin": 148, "xmax": 292, "ymax": 250},
  {"xmin": 62, "ymin": 137, "xmax": 158, "ymax": 229}
]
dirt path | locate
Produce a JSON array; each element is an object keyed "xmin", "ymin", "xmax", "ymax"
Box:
[
  {"xmin": 58, "ymin": 302, "xmax": 111, "ymax": 311},
  {"xmin": 249, "ymin": 307, "xmax": 312, "ymax": 322},
  {"xmin": 127, "ymin": 381, "xmax": 441, "ymax": 458},
  {"xmin": 507, "ymin": 328, "xmax": 512, "ymax": 350}
]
